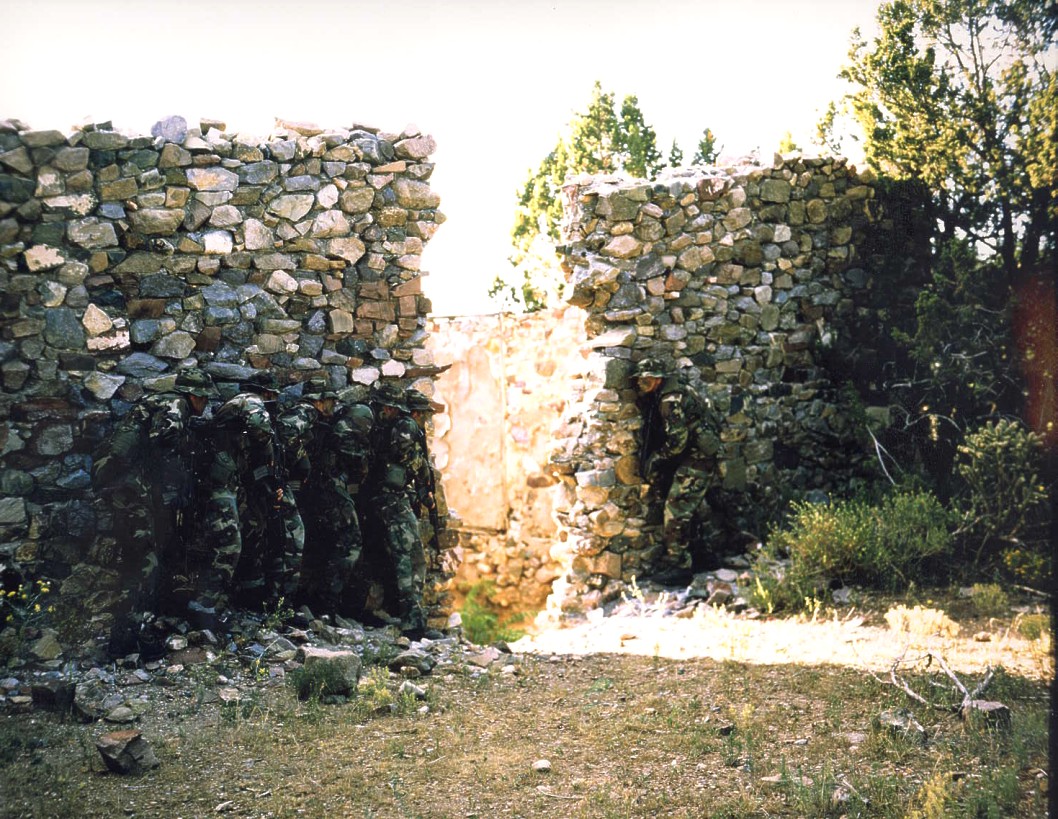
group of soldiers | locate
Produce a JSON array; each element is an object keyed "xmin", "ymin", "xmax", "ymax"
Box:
[
  {"xmin": 634, "ymin": 357, "xmax": 723, "ymax": 573},
  {"xmin": 92, "ymin": 368, "xmax": 444, "ymax": 656}
]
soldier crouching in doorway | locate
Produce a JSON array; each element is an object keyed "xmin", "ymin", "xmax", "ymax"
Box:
[{"xmin": 634, "ymin": 356, "xmax": 722, "ymax": 575}]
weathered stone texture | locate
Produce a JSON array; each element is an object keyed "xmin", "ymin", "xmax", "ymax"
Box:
[
  {"xmin": 0, "ymin": 116, "xmax": 447, "ymax": 594},
  {"xmin": 547, "ymin": 156, "xmax": 881, "ymax": 617}
]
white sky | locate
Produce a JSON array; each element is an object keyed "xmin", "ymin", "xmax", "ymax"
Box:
[{"xmin": 1, "ymin": 0, "xmax": 881, "ymax": 315}]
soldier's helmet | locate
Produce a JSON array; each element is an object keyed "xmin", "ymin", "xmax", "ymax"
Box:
[
  {"xmin": 370, "ymin": 382, "xmax": 407, "ymax": 411},
  {"xmin": 173, "ymin": 368, "xmax": 215, "ymax": 397},
  {"xmin": 634, "ymin": 357, "xmax": 670, "ymax": 379},
  {"xmin": 239, "ymin": 370, "xmax": 278, "ymax": 396},
  {"xmin": 404, "ymin": 389, "xmax": 444, "ymax": 415},
  {"xmin": 340, "ymin": 402, "xmax": 375, "ymax": 435},
  {"xmin": 301, "ymin": 376, "xmax": 337, "ymax": 401}
]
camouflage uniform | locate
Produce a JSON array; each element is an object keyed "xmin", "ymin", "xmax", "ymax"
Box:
[
  {"xmin": 92, "ymin": 368, "xmax": 213, "ymax": 654},
  {"xmin": 635, "ymin": 358, "xmax": 722, "ymax": 568},
  {"xmin": 404, "ymin": 389, "xmax": 447, "ymax": 565},
  {"xmin": 197, "ymin": 383, "xmax": 303, "ymax": 612},
  {"xmin": 294, "ymin": 378, "xmax": 366, "ymax": 615},
  {"xmin": 366, "ymin": 382, "xmax": 428, "ymax": 635}
]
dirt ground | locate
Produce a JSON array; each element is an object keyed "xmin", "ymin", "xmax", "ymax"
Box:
[{"xmin": 0, "ymin": 590, "xmax": 1052, "ymax": 818}]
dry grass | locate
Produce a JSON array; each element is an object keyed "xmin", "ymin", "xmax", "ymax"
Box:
[{"xmin": 0, "ymin": 592, "xmax": 1051, "ymax": 818}]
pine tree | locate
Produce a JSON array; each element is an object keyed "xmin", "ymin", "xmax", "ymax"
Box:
[
  {"xmin": 492, "ymin": 82, "xmax": 665, "ymax": 311},
  {"xmin": 691, "ymin": 128, "xmax": 721, "ymax": 165}
]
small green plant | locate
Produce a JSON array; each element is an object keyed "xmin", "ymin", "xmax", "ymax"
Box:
[
  {"xmin": 458, "ymin": 581, "xmax": 525, "ymax": 645},
  {"xmin": 262, "ymin": 595, "xmax": 294, "ymax": 632},
  {"xmin": 0, "ymin": 578, "xmax": 55, "ymax": 660},
  {"xmin": 1015, "ymin": 612, "xmax": 1049, "ymax": 642},
  {"xmin": 1, "ymin": 578, "xmax": 54, "ymax": 634},
  {"xmin": 967, "ymin": 582, "xmax": 1009, "ymax": 618}
]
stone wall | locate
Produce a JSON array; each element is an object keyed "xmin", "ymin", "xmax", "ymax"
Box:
[
  {"xmin": 427, "ymin": 307, "xmax": 586, "ymax": 614},
  {"xmin": 547, "ymin": 156, "xmax": 881, "ymax": 617},
  {"xmin": 0, "ymin": 116, "xmax": 449, "ymax": 614}
]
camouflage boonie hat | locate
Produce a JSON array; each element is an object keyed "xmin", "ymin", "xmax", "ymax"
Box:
[
  {"xmin": 239, "ymin": 370, "xmax": 278, "ymax": 395},
  {"xmin": 301, "ymin": 376, "xmax": 336, "ymax": 401},
  {"xmin": 634, "ymin": 357, "xmax": 670, "ymax": 378},
  {"xmin": 371, "ymin": 382, "xmax": 407, "ymax": 410},
  {"xmin": 404, "ymin": 389, "xmax": 444, "ymax": 414},
  {"xmin": 173, "ymin": 368, "xmax": 215, "ymax": 397}
]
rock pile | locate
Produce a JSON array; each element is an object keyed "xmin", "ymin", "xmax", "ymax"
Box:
[{"xmin": 548, "ymin": 155, "xmax": 883, "ymax": 616}]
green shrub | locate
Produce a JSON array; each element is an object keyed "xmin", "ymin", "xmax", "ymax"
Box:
[
  {"xmin": 967, "ymin": 583, "xmax": 1009, "ymax": 618},
  {"xmin": 954, "ymin": 419, "xmax": 1051, "ymax": 582},
  {"xmin": 755, "ymin": 489, "xmax": 953, "ymax": 609},
  {"xmin": 459, "ymin": 581, "xmax": 525, "ymax": 645}
]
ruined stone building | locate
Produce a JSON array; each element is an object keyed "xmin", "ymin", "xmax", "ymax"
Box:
[{"xmin": 0, "ymin": 112, "xmax": 884, "ymax": 627}]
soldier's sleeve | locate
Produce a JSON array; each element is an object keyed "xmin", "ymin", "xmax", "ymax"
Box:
[
  {"xmin": 657, "ymin": 392, "xmax": 690, "ymax": 458},
  {"xmin": 148, "ymin": 396, "xmax": 188, "ymax": 445},
  {"xmin": 389, "ymin": 417, "xmax": 420, "ymax": 470}
]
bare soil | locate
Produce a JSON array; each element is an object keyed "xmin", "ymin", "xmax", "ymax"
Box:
[{"xmin": 0, "ymin": 589, "xmax": 1051, "ymax": 818}]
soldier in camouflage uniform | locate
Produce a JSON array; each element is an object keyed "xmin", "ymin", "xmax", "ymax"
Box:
[
  {"xmin": 92, "ymin": 368, "xmax": 214, "ymax": 656},
  {"xmin": 294, "ymin": 377, "xmax": 365, "ymax": 615},
  {"xmin": 635, "ymin": 357, "xmax": 722, "ymax": 569},
  {"xmin": 366, "ymin": 382, "xmax": 428, "ymax": 637},
  {"xmin": 191, "ymin": 374, "xmax": 297, "ymax": 620},
  {"xmin": 404, "ymin": 389, "xmax": 446, "ymax": 560},
  {"xmin": 228, "ymin": 372, "xmax": 305, "ymax": 609}
]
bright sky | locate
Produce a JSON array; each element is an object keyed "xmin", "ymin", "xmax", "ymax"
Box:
[{"xmin": 1, "ymin": 0, "xmax": 881, "ymax": 315}]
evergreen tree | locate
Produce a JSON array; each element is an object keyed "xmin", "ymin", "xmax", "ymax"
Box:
[
  {"xmin": 691, "ymin": 128, "xmax": 721, "ymax": 165},
  {"xmin": 668, "ymin": 139, "xmax": 684, "ymax": 168},
  {"xmin": 492, "ymin": 82, "xmax": 665, "ymax": 311}
]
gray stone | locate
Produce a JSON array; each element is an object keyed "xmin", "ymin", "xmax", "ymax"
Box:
[
  {"xmin": 268, "ymin": 194, "xmax": 314, "ymax": 221},
  {"xmin": 297, "ymin": 646, "xmax": 362, "ymax": 694},
  {"xmin": 37, "ymin": 425, "xmax": 74, "ymax": 456},
  {"xmin": 129, "ymin": 208, "xmax": 184, "ymax": 235},
  {"xmin": 201, "ymin": 283, "xmax": 239, "ymax": 307},
  {"xmin": 0, "ymin": 496, "xmax": 27, "ymax": 525},
  {"xmin": 44, "ymin": 307, "xmax": 86, "ymax": 349},
  {"xmin": 238, "ymin": 161, "xmax": 278, "ymax": 185},
  {"xmin": 117, "ymin": 352, "xmax": 168, "ymax": 377},
  {"xmin": 67, "ymin": 218, "xmax": 118, "ymax": 249},
  {"xmin": 83, "ymin": 371, "xmax": 125, "ymax": 399},
  {"xmin": 187, "ymin": 167, "xmax": 239, "ymax": 192},
  {"xmin": 151, "ymin": 115, "xmax": 188, "ymax": 144},
  {"xmin": 151, "ymin": 331, "xmax": 195, "ymax": 359},
  {"xmin": 96, "ymin": 730, "xmax": 160, "ymax": 775}
]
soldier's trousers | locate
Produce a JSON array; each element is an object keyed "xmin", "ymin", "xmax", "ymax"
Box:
[
  {"xmin": 663, "ymin": 459, "xmax": 714, "ymax": 566},
  {"xmin": 235, "ymin": 487, "xmax": 305, "ymax": 607},
  {"xmin": 375, "ymin": 489, "xmax": 426, "ymax": 632},
  {"xmin": 298, "ymin": 482, "xmax": 361, "ymax": 614},
  {"xmin": 202, "ymin": 489, "xmax": 242, "ymax": 607}
]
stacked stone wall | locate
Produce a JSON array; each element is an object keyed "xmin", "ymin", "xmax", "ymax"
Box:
[
  {"xmin": 548, "ymin": 156, "xmax": 882, "ymax": 617},
  {"xmin": 427, "ymin": 307, "xmax": 586, "ymax": 615},
  {"xmin": 0, "ymin": 116, "xmax": 448, "ymax": 614}
]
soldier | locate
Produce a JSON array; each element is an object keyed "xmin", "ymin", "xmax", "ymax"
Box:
[
  {"xmin": 230, "ymin": 372, "xmax": 305, "ymax": 609},
  {"xmin": 189, "ymin": 374, "xmax": 295, "ymax": 622},
  {"xmin": 92, "ymin": 368, "xmax": 214, "ymax": 656},
  {"xmin": 404, "ymin": 389, "xmax": 446, "ymax": 561},
  {"xmin": 634, "ymin": 357, "xmax": 722, "ymax": 570},
  {"xmin": 294, "ymin": 377, "xmax": 363, "ymax": 616},
  {"xmin": 366, "ymin": 382, "xmax": 428, "ymax": 638}
]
